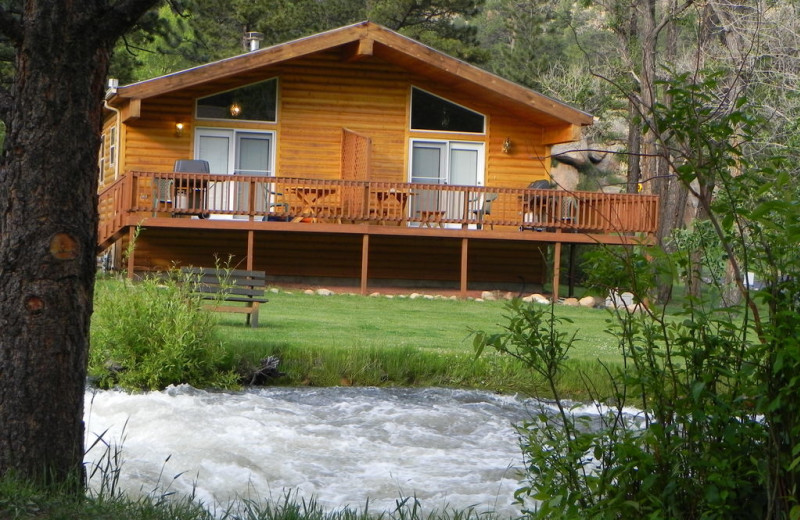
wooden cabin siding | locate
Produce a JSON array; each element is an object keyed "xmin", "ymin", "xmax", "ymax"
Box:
[
  {"xmin": 107, "ymin": 47, "xmax": 561, "ymax": 188},
  {"xmin": 128, "ymin": 227, "xmax": 549, "ymax": 287},
  {"xmin": 253, "ymin": 232, "xmax": 364, "ymax": 278},
  {"xmin": 278, "ymin": 52, "xmax": 409, "ymax": 181},
  {"xmin": 122, "ymin": 94, "xmax": 194, "ymax": 173},
  {"xmin": 128, "ymin": 229, "xmax": 249, "ymax": 271}
]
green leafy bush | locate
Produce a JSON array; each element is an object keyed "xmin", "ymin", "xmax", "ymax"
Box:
[
  {"xmin": 90, "ymin": 273, "xmax": 238, "ymax": 391},
  {"xmin": 474, "ymin": 75, "xmax": 800, "ymax": 519}
]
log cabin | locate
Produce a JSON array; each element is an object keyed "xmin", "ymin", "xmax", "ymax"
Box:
[{"xmin": 98, "ymin": 21, "xmax": 658, "ymax": 298}]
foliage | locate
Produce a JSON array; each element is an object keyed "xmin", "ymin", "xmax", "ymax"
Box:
[
  {"xmin": 89, "ymin": 273, "xmax": 238, "ymax": 391},
  {"xmin": 110, "ymin": 2, "xmax": 203, "ymax": 84},
  {"xmin": 168, "ymin": 0, "xmax": 486, "ymax": 70},
  {"xmin": 474, "ymin": 77, "xmax": 800, "ymax": 518}
]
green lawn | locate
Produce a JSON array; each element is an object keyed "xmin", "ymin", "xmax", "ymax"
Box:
[{"xmin": 213, "ymin": 289, "xmax": 624, "ymax": 398}]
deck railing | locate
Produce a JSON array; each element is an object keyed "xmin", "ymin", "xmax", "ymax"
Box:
[{"xmin": 98, "ymin": 171, "xmax": 659, "ymax": 247}]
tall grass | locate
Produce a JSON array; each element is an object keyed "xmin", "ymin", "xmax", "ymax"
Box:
[
  {"xmin": 90, "ymin": 274, "xmax": 239, "ymax": 391},
  {"xmin": 0, "ymin": 475, "xmax": 506, "ymax": 520}
]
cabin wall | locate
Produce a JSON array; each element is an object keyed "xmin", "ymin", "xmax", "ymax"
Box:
[
  {"xmin": 108, "ymin": 48, "xmax": 561, "ymax": 189},
  {"xmin": 128, "ymin": 228, "xmax": 549, "ymax": 289}
]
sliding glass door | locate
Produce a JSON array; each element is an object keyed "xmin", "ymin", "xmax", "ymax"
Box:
[
  {"xmin": 409, "ymin": 140, "xmax": 484, "ymax": 225},
  {"xmin": 196, "ymin": 129, "xmax": 274, "ymax": 218}
]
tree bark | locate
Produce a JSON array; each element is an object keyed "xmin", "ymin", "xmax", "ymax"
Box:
[{"xmin": 0, "ymin": 0, "xmax": 159, "ymax": 490}]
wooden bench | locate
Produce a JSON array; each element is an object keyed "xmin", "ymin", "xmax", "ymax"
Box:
[{"xmin": 181, "ymin": 267, "xmax": 268, "ymax": 327}]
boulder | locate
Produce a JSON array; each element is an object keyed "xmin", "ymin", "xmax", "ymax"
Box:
[
  {"xmin": 562, "ymin": 297, "xmax": 580, "ymax": 307},
  {"xmin": 605, "ymin": 290, "xmax": 635, "ymax": 309},
  {"xmin": 551, "ymin": 138, "xmax": 591, "ymax": 169},
  {"xmin": 579, "ymin": 296, "xmax": 597, "ymax": 308},
  {"xmin": 480, "ymin": 290, "xmax": 497, "ymax": 301},
  {"xmin": 522, "ymin": 293, "xmax": 550, "ymax": 305}
]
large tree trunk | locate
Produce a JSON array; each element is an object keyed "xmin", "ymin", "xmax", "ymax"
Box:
[{"xmin": 0, "ymin": 0, "xmax": 158, "ymax": 489}]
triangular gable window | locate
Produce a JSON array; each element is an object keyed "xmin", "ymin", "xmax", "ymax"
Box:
[
  {"xmin": 196, "ymin": 78, "xmax": 277, "ymax": 122},
  {"xmin": 411, "ymin": 87, "xmax": 484, "ymax": 134}
]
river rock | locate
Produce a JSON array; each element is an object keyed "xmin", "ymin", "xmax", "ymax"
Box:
[
  {"xmin": 480, "ymin": 291, "xmax": 497, "ymax": 301},
  {"xmin": 522, "ymin": 293, "xmax": 550, "ymax": 304},
  {"xmin": 579, "ymin": 296, "xmax": 597, "ymax": 308},
  {"xmin": 562, "ymin": 297, "xmax": 580, "ymax": 307},
  {"xmin": 605, "ymin": 290, "xmax": 635, "ymax": 308},
  {"xmin": 303, "ymin": 289, "xmax": 315, "ymax": 295},
  {"xmin": 316, "ymin": 288, "xmax": 334, "ymax": 296}
]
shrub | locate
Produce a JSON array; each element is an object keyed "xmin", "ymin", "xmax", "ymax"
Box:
[
  {"xmin": 90, "ymin": 273, "xmax": 238, "ymax": 391},
  {"xmin": 474, "ymin": 75, "xmax": 800, "ymax": 518}
]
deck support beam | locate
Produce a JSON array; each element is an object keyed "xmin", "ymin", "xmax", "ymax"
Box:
[
  {"xmin": 246, "ymin": 230, "xmax": 254, "ymax": 271},
  {"xmin": 460, "ymin": 238, "xmax": 469, "ymax": 298},
  {"xmin": 552, "ymin": 241, "xmax": 562, "ymax": 301},
  {"xmin": 360, "ymin": 234, "xmax": 370, "ymax": 295},
  {"xmin": 126, "ymin": 226, "xmax": 136, "ymax": 279}
]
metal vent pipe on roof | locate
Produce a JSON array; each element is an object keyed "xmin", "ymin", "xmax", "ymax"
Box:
[{"xmin": 243, "ymin": 32, "xmax": 264, "ymax": 52}]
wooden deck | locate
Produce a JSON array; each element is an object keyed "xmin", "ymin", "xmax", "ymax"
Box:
[{"xmin": 98, "ymin": 171, "xmax": 659, "ymax": 298}]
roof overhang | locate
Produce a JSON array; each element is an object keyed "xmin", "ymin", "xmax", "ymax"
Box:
[{"xmin": 107, "ymin": 21, "xmax": 593, "ymax": 130}]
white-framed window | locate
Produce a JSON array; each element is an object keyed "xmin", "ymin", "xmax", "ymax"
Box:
[
  {"xmin": 108, "ymin": 126, "xmax": 116, "ymax": 167},
  {"xmin": 409, "ymin": 139, "xmax": 485, "ymax": 186},
  {"xmin": 98, "ymin": 134, "xmax": 105, "ymax": 183}
]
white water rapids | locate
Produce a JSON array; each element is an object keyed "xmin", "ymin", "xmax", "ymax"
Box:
[{"xmin": 83, "ymin": 386, "xmax": 541, "ymax": 517}]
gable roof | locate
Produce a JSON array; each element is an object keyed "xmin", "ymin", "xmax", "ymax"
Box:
[{"xmin": 108, "ymin": 21, "xmax": 593, "ymax": 127}]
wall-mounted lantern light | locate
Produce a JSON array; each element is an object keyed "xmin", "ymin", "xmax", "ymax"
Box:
[
  {"xmin": 175, "ymin": 121, "xmax": 185, "ymax": 137},
  {"xmin": 229, "ymin": 102, "xmax": 242, "ymax": 117},
  {"xmin": 502, "ymin": 137, "xmax": 512, "ymax": 154}
]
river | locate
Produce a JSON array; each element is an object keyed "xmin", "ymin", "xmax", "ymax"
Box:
[{"xmin": 83, "ymin": 385, "xmax": 541, "ymax": 517}]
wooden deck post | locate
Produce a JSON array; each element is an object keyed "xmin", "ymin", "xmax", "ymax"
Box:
[
  {"xmin": 360, "ymin": 234, "xmax": 369, "ymax": 295},
  {"xmin": 246, "ymin": 230, "xmax": 254, "ymax": 271},
  {"xmin": 552, "ymin": 241, "xmax": 562, "ymax": 301},
  {"xmin": 460, "ymin": 238, "xmax": 469, "ymax": 298},
  {"xmin": 126, "ymin": 226, "xmax": 136, "ymax": 279}
]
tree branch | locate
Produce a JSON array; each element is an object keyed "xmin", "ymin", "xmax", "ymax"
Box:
[
  {"xmin": 96, "ymin": 0, "xmax": 163, "ymax": 43},
  {"xmin": 654, "ymin": 0, "xmax": 696, "ymax": 39},
  {"xmin": 0, "ymin": 4, "xmax": 23, "ymax": 43}
]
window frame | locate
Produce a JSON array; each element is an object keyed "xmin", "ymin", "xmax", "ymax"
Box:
[
  {"xmin": 409, "ymin": 87, "xmax": 486, "ymax": 135},
  {"xmin": 195, "ymin": 78, "xmax": 279, "ymax": 124}
]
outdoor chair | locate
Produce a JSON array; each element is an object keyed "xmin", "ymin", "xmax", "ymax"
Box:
[
  {"xmin": 471, "ymin": 192, "xmax": 498, "ymax": 229},
  {"xmin": 521, "ymin": 179, "xmax": 553, "ymax": 231},
  {"xmin": 173, "ymin": 159, "xmax": 210, "ymax": 173},
  {"xmin": 263, "ymin": 184, "xmax": 291, "ymax": 221},
  {"xmin": 173, "ymin": 159, "xmax": 210, "ymax": 217}
]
